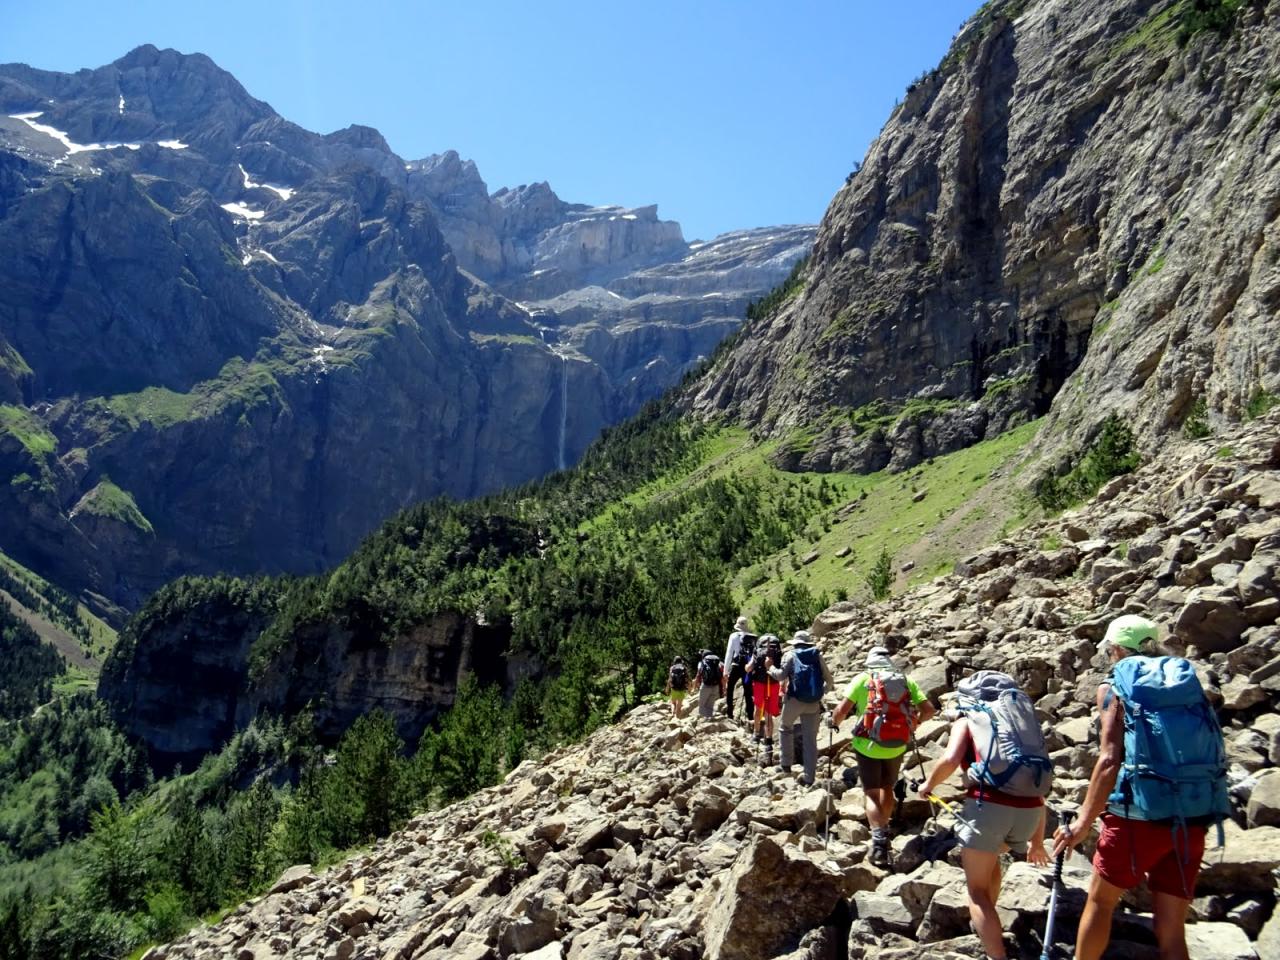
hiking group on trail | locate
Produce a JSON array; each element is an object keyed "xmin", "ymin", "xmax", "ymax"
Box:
[{"xmin": 663, "ymin": 611, "xmax": 1231, "ymax": 960}]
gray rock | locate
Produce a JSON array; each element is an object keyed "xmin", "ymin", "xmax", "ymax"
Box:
[
  {"xmin": 1246, "ymin": 769, "xmax": 1280, "ymax": 828},
  {"xmin": 702, "ymin": 836, "xmax": 855, "ymax": 960}
]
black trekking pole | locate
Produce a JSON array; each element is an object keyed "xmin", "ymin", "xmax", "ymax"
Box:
[
  {"xmin": 1041, "ymin": 808, "xmax": 1068, "ymax": 960},
  {"xmin": 824, "ymin": 715, "xmax": 834, "ymax": 850},
  {"xmin": 900, "ymin": 724, "xmax": 929, "ymax": 824}
]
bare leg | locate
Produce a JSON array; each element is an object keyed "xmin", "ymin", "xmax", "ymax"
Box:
[
  {"xmin": 866, "ymin": 786, "xmax": 893, "ymax": 829},
  {"xmin": 1151, "ymin": 891, "xmax": 1191, "ymax": 960},
  {"xmin": 1075, "ymin": 870, "xmax": 1124, "ymax": 960},
  {"xmin": 961, "ymin": 847, "xmax": 1006, "ymax": 959}
]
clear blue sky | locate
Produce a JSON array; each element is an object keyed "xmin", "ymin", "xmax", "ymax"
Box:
[{"xmin": 2, "ymin": 0, "xmax": 980, "ymax": 240}]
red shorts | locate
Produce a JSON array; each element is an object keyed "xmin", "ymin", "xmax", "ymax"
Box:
[
  {"xmin": 1092, "ymin": 813, "xmax": 1207, "ymax": 900},
  {"xmin": 755, "ymin": 680, "xmax": 781, "ymax": 717}
]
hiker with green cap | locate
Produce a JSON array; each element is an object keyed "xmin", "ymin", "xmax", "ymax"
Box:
[
  {"xmin": 1052, "ymin": 614, "xmax": 1231, "ymax": 960},
  {"xmin": 830, "ymin": 646, "xmax": 935, "ymax": 866}
]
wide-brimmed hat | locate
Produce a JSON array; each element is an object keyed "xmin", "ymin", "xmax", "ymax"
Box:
[
  {"xmin": 791, "ymin": 630, "xmax": 814, "ymax": 647},
  {"xmin": 866, "ymin": 646, "xmax": 896, "ymax": 671},
  {"xmin": 735, "ymin": 616, "xmax": 749, "ymax": 630}
]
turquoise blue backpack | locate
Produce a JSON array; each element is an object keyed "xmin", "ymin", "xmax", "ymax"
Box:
[{"xmin": 1106, "ymin": 656, "xmax": 1230, "ymax": 830}]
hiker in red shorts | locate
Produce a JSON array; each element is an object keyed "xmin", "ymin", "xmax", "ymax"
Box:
[{"xmin": 1052, "ymin": 615, "xmax": 1229, "ymax": 960}]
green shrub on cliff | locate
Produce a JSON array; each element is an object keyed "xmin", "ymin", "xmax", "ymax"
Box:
[
  {"xmin": 1178, "ymin": 0, "xmax": 1254, "ymax": 45},
  {"xmin": 1034, "ymin": 414, "xmax": 1141, "ymax": 511}
]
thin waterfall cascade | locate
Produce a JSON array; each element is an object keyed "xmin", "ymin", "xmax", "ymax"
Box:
[{"xmin": 557, "ymin": 353, "xmax": 569, "ymax": 471}]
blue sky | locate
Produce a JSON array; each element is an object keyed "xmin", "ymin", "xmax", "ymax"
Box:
[{"xmin": 2, "ymin": 0, "xmax": 980, "ymax": 240}]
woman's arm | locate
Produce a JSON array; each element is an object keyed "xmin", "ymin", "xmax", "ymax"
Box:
[{"xmin": 1053, "ymin": 684, "xmax": 1124, "ymax": 855}]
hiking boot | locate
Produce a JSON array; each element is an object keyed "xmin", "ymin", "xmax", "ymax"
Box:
[{"xmin": 870, "ymin": 833, "xmax": 891, "ymax": 867}]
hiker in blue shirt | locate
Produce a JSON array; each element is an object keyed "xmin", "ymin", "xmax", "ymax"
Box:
[{"xmin": 768, "ymin": 630, "xmax": 833, "ymax": 786}]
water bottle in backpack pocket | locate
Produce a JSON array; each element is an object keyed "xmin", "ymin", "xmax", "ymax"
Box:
[
  {"xmin": 1106, "ymin": 656, "xmax": 1230, "ymax": 826},
  {"xmin": 955, "ymin": 671, "xmax": 1053, "ymax": 798}
]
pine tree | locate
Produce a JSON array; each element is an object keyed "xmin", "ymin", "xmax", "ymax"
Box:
[{"xmin": 81, "ymin": 800, "xmax": 148, "ymax": 914}]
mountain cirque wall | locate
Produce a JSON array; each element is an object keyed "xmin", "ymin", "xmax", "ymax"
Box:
[
  {"xmin": 145, "ymin": 412, "xmax": 1280, "ymax": 960},
  {"xmin": 0, "ymin": 46, "xmax": 809, "ymax": 612},
  {"xmin": 688, "ymin": 0, "xmax": 1280, "ymax": 475}
]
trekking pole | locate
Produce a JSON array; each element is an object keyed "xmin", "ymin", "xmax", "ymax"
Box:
[
  {"xmin": 1040, "ymin": 807, "xmax": 1068, "ymax": 960},
  {"xmin": 824, "ymin": 717, "xmax": 834, "ymax": 850}
]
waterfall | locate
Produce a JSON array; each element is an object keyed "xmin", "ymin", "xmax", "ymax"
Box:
[{"xmin": 557, "ymin": 353, "xmax": 569, "ymax": 471}]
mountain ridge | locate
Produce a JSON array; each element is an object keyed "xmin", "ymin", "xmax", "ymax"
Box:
[{"xmin": 0, "ymin": 45, "xmax": 812, "ymax": 616}]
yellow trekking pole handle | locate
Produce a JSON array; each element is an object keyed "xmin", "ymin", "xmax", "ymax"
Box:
[{"xmin": 928, "ymin": 793, "xmax": 959, "ymax": 815}]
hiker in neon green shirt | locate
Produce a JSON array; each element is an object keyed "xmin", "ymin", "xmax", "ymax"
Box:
[{"xmin": 831, "ymin": 646, "xmax": 935, "ymax": 866}]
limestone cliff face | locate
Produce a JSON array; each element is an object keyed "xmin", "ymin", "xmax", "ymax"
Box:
[
  {"xmin": 99, "ymin": 588, "xmax": 511, "ymax": 768},
  {"xmin": 687, "ymin": 0, "xmax": 1280, "ymax": 474},
  {"xmin": 0, "ymin": 48, "xmax": 810, "ymax": 612}
]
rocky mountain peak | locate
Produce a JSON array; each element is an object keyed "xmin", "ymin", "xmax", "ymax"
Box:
[{"xmin": 0, "ymin": 47, "xmax": 813, "ymax": 612}]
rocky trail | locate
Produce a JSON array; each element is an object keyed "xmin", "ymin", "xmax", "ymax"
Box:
[{"xmin": 148, "ymin": 411, "xmax": 1280, "ymax": 960}]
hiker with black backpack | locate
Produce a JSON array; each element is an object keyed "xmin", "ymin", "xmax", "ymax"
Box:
[
  {"xmin": 694, "ymin": 648, "xmax": 725, "ymax": 719},
  {"xmin": 915, "ymin": 671, "xmax": 1053, "ymax": 960},
  {"xmin": 747, "ymin": 633, "xmax": 783, "ymax": 744},
  {"xmin": 1051, "ymin": 615, "xmax": 1230, "ymax": 960},
  {"xmin": 768, "ymin": 630, "xmax": 833, "ymax": 787},
  {"xmin": 723, "ymin": 616, "xmax": 757, "ymax": 723},
  {"xmin": 830, "ymin": 646, "xmax": 936, "ymax": 866},
  {"xmin": 665, "ymin": 656, "xmax": 690, "ymax": 719}
]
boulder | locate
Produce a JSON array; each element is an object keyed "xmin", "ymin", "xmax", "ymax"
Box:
[
  {"xmin": 702, "ymin": 836, "xmax": 856, "ymax": 960},
  {"xmin": 1246, "ymin": 769, "xmax": 1280, "ymax": 828},
  {"xmin": 689, "ymin": 785, "xmax": 735, "ymax": 833},
  {"xmin": 851, "ymin": 891, "xmax": 915, "ymax": 936},
  {"xmin": 1171, "ymin": 588, "xmax": 1247, "ymax": 653},
  {"xmin": 499, "ymin": 893, "xmax": 562, "ymax": 956},
  {"xmin": 1253, "ymin": 713, "xmax": 1280, "ymax": 765},
  {"xmin": 335, "ymin": 897, "xmax": 380, "ymax": 928},
  {"xmin": 1056, "ymin": 716, "xmax": 1093, "ymax": 747},
  {"xmin": 1220, "ymin": 675, "xmax": 1268, "ymax": 712},
  {"xmin": 1090, "ymin": 557, "xmax": 1130, "ymax": 589},
  {"xmin": 1183, "ymin": 921, "xmax": 1259, "ymax": 960},
  {"xmin": 1197, "ymin": 821, "xmax": 1280, "ymax": 894},
  {"xmin": 1238, "ymin": 554, "xmax": 1277, "ymax": 605},
  {"xmin": 268, "ymin": 863, "xmax": 317, "ymax": 895},
  {"xmin": 915, "ymin": 876, "xmax": 970, "ymax": 942},
  {"xmin": 1100, "ymin": 511, "xmax": 1156, "ymax": 539},
  {"xmin": 812, "ymin": 602, "xmax": 860, "ymax": 639},
  {"xmin": 891, "ymin": 861, "xmax": 964, "ymax": 922}
]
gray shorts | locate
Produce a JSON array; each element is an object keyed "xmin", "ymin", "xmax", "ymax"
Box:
[{"xmin": 955, "ymin": 798, "xmax": 1042, "ymax": 855}]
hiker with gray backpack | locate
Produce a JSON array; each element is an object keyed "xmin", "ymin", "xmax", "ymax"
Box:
[
  {"xmin": 1052, "ymin": 615, "xmax": 1230, "ymax": 960},
  {"xmin": 693, "ymin": 649, "xmax": 725, "ymax": 719},
  {"xmin": 768, "ymin": 630, "xmax": 833, "ymax": 787},
  {"xmin": 915, "ymin": 670, "xmax": 1053, "ymax": 960},
  {"xmin": 830, "ymin": 646, "xmax": 936, "ymax": 865}
]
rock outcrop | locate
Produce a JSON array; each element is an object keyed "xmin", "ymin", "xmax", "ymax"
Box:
[
  {"xmin": 0, "ymin": 48, "xmax": 810, "ymax": 614},
  {"xmin": 147, "ymin": 409, "xmax": 1280, "ymax": 959},
  {"xmin": 688, "ymin": 0, "xmax": 1280, "ymax": 477}
]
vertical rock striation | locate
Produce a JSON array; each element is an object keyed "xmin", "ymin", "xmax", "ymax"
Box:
[{"xmin": 687, "ymin": 0, "xmax": 1280, "ymax": 475}]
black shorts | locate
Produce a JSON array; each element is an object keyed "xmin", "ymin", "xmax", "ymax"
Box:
[{"xmin": 856, "ymin": 751, "xmax": 903, "ymax": 790}]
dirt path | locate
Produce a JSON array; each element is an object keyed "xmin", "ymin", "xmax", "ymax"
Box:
[
  {"xmin": 894, "ymin": 459, "xmax": 1034, "ymax": 591},
  {"xmin": 1, "ymin": 588, "xmax": 99, "ymax": 673}
]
